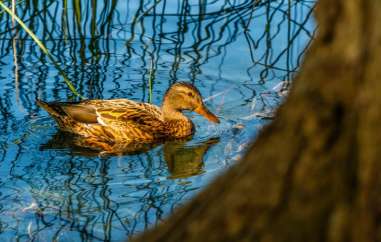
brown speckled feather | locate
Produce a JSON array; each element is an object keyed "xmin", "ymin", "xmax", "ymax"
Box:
[
  {"xmin": 37, "ymin": 82, "xmax": 220, "ymax": 152},
  {"xmin": 38, "ymin": 99, "xmax": 166, "ymax": 143}
]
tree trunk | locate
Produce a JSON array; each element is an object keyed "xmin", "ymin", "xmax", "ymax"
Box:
[{"xmin": 133, "ymin": 0, "xmax": 381, "ymax": 241}]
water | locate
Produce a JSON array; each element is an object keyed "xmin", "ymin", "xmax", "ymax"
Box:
[{"xmin": 0, "ymin": 1, "xmax": 315, "ymax": 241}]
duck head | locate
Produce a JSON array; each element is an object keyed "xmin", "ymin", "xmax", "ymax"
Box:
[{"xmin": 162, "ymin": 82, "xmax": 220, "ymax": 123}]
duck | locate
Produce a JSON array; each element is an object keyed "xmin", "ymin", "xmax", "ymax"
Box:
[{"xmin": 37, "ymin": 82, "xmax": 219, "ymax": 151}]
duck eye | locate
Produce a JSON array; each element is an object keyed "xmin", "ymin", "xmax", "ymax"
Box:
[{"xmin": 187, "ymin": 92, "xmax": 194, "ymax": 97}]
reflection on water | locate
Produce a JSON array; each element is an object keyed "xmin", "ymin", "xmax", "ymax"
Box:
[
  {"xmin": 41, "ymin": 131, "xmax": 219, "ymax": 179},
  {"xmin": 41, "ymin": 131, "xmax": 161, "ymax": 155},
  {"xmin": 164, "ymin": 137, "xmax": 219, "ymax": 179},
  {"xmin": 0, "ymin": 0, "xmax": 315, "ymax": 241}
]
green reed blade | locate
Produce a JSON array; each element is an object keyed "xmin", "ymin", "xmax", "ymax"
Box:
[
  {"xmin": 148, "ymin": 57, "xmax": 154, "ymax": 103},
  {"xmin": 0, "ymin": 1, "xmax": 85, "ymax": 99}
]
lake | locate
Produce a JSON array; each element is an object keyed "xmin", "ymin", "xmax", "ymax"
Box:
[{"xmin": 0, "ymin": 0, "xmax": 315, "ymax": 241}]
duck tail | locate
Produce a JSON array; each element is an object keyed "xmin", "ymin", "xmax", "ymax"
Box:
[{"xmin": 36, "ymin": 99, "xmax": 66, "ymax": 117}]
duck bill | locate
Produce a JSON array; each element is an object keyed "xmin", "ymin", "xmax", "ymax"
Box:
[{"xmin": 195, "ymin": 105, "xmax": 220, "ymax": 123}]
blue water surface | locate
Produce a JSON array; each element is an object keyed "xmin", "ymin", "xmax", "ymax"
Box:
[{"xmin": 0, "ymin": 1, "xmax": 315, "ymax": 241}]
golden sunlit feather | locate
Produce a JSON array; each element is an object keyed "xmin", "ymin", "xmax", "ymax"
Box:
[{"xmin": 37, "ymin": 83, "xmax": 220, "ymax": 153}]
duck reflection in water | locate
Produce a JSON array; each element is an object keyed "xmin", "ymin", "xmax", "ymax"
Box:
[
  {"xmin": 163, "ymin": 137, "xmax": 219, "ymax": 179},
  {"xmin": 41, "ymin": 132, "xmax": 219, "ymax": 179}
]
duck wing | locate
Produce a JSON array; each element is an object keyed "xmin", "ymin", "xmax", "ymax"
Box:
[
  {"xmin": 64, "ymin": 99, "xmax": 165, "ymax": 131},
  {"xmin": 37, "ymin": 99, "xmax": 98, "ymax": 123},
  {"xmin": 98, "ymin": 102, "xmax": 164, "ymax": 131},
  {"xmin": 38, "ymin": 99, "xmax": 165, "ymax": 134}
]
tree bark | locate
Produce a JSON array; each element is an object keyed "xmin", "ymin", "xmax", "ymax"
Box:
[{"xmin": 134, "ymin": 0, "xmax": 381, "ymax": 241}]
